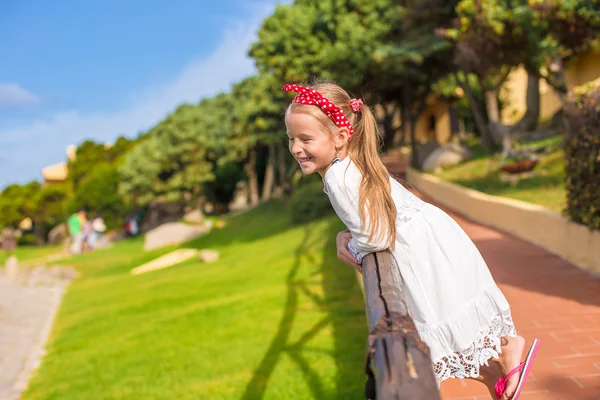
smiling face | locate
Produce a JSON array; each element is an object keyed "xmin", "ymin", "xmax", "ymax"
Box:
[{"xmin": 285, "ymin": 109, "xmax": 343, "ymax": 176}]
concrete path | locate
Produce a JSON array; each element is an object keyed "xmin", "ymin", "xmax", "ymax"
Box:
[{"xmin": 0, "ymin": 268, "xmax": 70, "ymax": 400}]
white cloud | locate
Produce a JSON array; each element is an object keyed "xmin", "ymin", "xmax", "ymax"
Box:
[
  {"xmin": 0, "ymin": 0, "xmax": 281, "ymax": 188},
  {"xmin": 0, "ymin": 84, "xmax": 39, "ymax": 107}
]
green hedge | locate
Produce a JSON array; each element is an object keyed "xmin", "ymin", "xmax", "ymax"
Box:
[
  {"xmin": 288, "ymin": 176, "xmax": 334, "ymax": 224},
  {"xmin": 564, "ymin": 80, "xmax": 600, "ymax": 230}
]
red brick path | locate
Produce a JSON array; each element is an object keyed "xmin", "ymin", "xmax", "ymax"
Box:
[{"xmin": 384, "ymin": 156, "xmax": 600, "ymax": 400}]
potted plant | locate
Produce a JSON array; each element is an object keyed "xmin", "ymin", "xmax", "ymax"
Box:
[{"xmin": 499, "ymin": 145, "xmax": 539, "ymax": 174}]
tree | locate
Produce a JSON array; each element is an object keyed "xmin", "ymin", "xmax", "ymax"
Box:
[
  {"xmin": 250, "ymin": 2, "xmax": 330, "ymax": 84},
  {"xmin": 438, "ymin": 0, "xmax": 542, "ymax": 151},
  {"xmin": 33, "ymin": 184, "xmax": 70, "ymax": 242},
  {"xmin": 373, "ymin": 0, "xmax": 458, "ymax": 166},
  {"xmin": 512, "ymin": 0, "xmax": 600, "ymax": 134},
  {"xmin": 250, "ymin": 0, "xmax": 409, "ymax": 150},
  {"xmin": 120, "ymin": 95, "xmax": 233, "ymax": 209},
  {"xmin": 108, "ymin": 136, "xmax": 135, "ymax": 164},
  {"xmin": 118, "ymin": 136, "xmax": 164, "ymax": 206},
  {"xmin": 439, "ymin": 0, "xmax": 600, "ymax": 152},
  {"xmin": 313, "ymin": 0, "xmax": 409, "ymax": 148},
  {"xmin": 68, "ymin": 140, "xmax": 110, "ymax": 189},
  {"xmin": 72, "ymin": 164, "xmax": 129, "ymax": 229},
  {"xmin": 229, "ymin": 74, "xmax": 290, "ymax": 204},
  {"xmin": 0, "ymin": 182, "xmax": 42, "ymax": 228},
  {"xmin": 0, "ymin": 181, "xmax": 63, "ymax": 243},
  {"xmin": 531, "ymin": 0, "xmax": 600, "ymax": 97}
]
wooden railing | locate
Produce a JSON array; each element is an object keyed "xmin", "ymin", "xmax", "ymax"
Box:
[{"xmin": 361, "ymin": 250, "xmax": 440, "ymax": 400}]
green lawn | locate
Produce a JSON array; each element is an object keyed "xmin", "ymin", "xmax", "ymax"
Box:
[
  {"xmin": 23, "ymin": 202, "xmax": 368, "ymax": 400},
  {"xmin": 0, "ymin": 243, "xmax": 63, "ymax": 266},
  {"xmin": 435, "ymin": 135, "xmax": 567, "ymax": 212}
]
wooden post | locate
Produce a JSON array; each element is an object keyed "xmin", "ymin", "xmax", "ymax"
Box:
[{"xmin": 361, "ymin": 250, "xmax": 440, "ymax": 400}]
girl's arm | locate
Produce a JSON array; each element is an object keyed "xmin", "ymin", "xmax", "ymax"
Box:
[{"xmin": 327, "ymin": 179, "xmax": 390, "ymax": 263}]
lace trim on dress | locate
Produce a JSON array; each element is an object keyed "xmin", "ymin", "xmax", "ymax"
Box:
[{"xmin": 432, "ymin": 309, "xmax": 517, "ymax": 385}]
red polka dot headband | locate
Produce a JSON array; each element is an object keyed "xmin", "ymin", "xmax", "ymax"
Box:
[{"xmin": 282, "ymin": 84, "xmax": 362, "ymax": 137}]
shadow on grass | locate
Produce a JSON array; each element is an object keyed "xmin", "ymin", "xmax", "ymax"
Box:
[{"xmin": 240, "ymin": 221, "xmax": 365, "ymax": 400}]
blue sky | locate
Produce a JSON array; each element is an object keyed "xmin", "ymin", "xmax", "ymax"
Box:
[{"xmin": 0, "ymin": 0, "xmax": 285, "ymax": 189}]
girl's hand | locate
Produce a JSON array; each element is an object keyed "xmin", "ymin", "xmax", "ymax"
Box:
[{"xmin": 336, "ymin": 230, "xmax": 362, "ymax": 273}]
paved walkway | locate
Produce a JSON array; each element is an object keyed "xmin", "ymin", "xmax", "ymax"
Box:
[
  {"xmin": 382, "ymin": 156, "xmax": 600, "ymax": 400},
  {"xmin": 0, "ymin": 268, "xmax": 71, "ymax": 400},
  {"xmin": 435, "ymin": 201, "xmax": 600, "ymax": 400}
]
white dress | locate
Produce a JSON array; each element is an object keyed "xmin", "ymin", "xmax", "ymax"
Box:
[{"xmin": 322, "ymin": 157, "xmax": 517, "ymax": 385}]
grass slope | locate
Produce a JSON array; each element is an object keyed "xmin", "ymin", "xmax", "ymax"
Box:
[{"xmin": 22, "ymin": 202, "xmax": 368, "ymax": 400}]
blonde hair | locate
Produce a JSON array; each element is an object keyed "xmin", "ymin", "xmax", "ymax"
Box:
[{"xmin": 286, "ymin": 80, "xmax": 396, "ymax": 248}]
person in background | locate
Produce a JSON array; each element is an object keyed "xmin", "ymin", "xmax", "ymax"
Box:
[
  {"xmin": 67, "ymin": 209, "xmax": 86, "ymax": 254},
  {"xmin": 81, "ymin": 213, "xmax": 92, "ymax": 252},
  {"xmin": 89, "ymin": 213, "xmax": 107, "ymax": 249}
]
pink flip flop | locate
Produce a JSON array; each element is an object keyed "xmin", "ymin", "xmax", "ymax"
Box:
[{"xmin": 495, "ymin": 338, "xmax": 540, "ymax": 399}]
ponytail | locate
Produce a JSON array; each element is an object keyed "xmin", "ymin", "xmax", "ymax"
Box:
[{"xmin": 348, "ymin": 102, "xmax": 397, "ymax": 249}]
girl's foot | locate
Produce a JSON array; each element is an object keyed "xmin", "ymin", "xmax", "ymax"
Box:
[
  {"xmin": 471, "ymin": 363, "xmax": 504, "ymax": 399},
  {"xmin": 497, "ymin": 336, "xmax": 526, "ymax": 399}
]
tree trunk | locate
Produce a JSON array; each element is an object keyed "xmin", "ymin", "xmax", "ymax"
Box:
[
  {"xmin": 449, "ymin": 102, "xmax": 460, "ymax": 140},
  {"xmin": 261, "ymin": 144, "xmax": 276, "ymax": 201},
  {"xmin": 396, "ymin": 104, "xmax": 411, "ymax": 147},
  {"xmin": 455, "ymin": 73, "xmax": 494, "ymax": 150},
  {"xmin": 513, "ymin": 69, "xmax": 540, "ymax": 133},
  {"xmin": 545, "ymin": 55, "xmax": 572, "ymax": 140},
  {"xmin": 484, "ymin": 90, "xmax": 500, "ymax": 124},
  {"xmin": 245, "ymin": 149, "xmax": 260, "ymax": 206},
  {"xmin": 202, "ymin": 183, "xmax": 219, "ymax": 213},
  {"xmin": 277, "ymin": 142, "xmax": 287, "ymax": 188},
  {"xmin": 545, "ymin": 55, "xmax": 568, "ymax": 100},
  {"xmin": 409, "ymin": 120, "xmax": 419, "ymax": 169},
  {"xmin": 484, "ymin": 89, "xmax": 505, "ymax": 151},
  {"xmin": 409, "ymin": 96, "xmax": 428, "ymax": 170},
  {"xmin": 362, "ymin": 251, "xmax": 440, "ymax": 400},
  {"xmin": 382, "ymin": 103, "xmax": 399, "ymax": 151},
  {"xmin": 402, "ymin": 90, "xmax": 420, "ymax": 169},
  {"xmin": 273, "ymin": 141, "xmax": 287, "ymax": 198},
  {"xmin": 32, "ymin": 218, "xmax": 45, "ymax": 245}
]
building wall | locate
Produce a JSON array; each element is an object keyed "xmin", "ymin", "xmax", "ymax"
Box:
[
  {"xmin": 375, "ymin": 98, "xmax": 453, "ymax": 146},
  {"xmin": 502, "ymin": 50, "xmax": 600, "ymax": 125},
  {"xmin": 414, "ymin": 99, "xmax": 452, "ymax": 144}
]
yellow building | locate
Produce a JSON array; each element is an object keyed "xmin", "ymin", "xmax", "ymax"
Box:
[
  {"xmin": 41, "ymin": 144, "xmax": 77, "ymax": 185},
  {"xmin": 42, "ymin": 142, "xmax": 117, "ymax": 185},
  {"xmin": 378, "ymin": 93, "xmax": 458, "ymax": 146},
  {"xmin": 413, "ymin": 96, "xmax": 455, "ymax": 144},
  {"xmin": 41, "ymin": 162, "xmax": 69, "ymax": 184},
  {"xmin": 411, "ymin": 49, "xmax": 600, "ymax": 144}
]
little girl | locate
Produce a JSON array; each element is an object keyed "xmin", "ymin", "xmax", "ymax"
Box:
[{"xmin": 282, "ymin": 81, "xmax": 539, "ymax": 400}]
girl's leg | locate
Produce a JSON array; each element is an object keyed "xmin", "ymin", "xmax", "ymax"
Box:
[{"xmin": 496, "ymin": 335, "xmax": 526, "ymax": 399}]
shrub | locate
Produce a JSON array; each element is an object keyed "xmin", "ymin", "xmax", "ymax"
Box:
[
  {"xmin": 18, "ymin": 233, "xmax": 37, "ymax": 246},
  {"xmin": 288, "ymin": 176, "xmax": 333, "ymax": 224},
  {"xmin": 211, "ymin": 162, "xmax": 246, "ymax": 205},
  {"xmin": 564, "ymin": 79, "xmax": 600, "ymax": 230}
]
